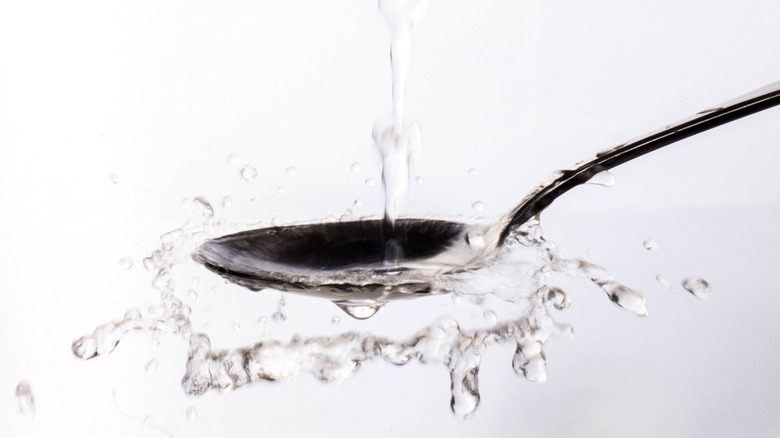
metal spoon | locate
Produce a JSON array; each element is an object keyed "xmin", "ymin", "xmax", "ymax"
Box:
[{"xmin": 193, "ymin": 81, "xmax": 780, "ymax": 318}]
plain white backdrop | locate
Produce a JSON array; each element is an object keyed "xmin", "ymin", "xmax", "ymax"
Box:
[{"xmin": 2, "ymin": 1, "xmax": 779, "ymax": 436}]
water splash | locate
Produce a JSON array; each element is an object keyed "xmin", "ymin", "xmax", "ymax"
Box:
[{"xmin": 73, "ymin": 205, "xmax": 648, "ymax": 419}]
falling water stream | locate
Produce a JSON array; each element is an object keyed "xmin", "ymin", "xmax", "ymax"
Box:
[{"xmin": 70, "ymin": 0, "xmax": 710, "ymax": 420}]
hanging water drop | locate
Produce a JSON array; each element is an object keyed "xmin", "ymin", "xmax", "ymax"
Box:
[
  {"xmin": 643, "ymin": 239, "xmax": 659, "ymax": 250},
  {"xmin": 350, "ymin": 162, "xmax": 361, "ymax": 172},
  {"xmin": 335, "ymin": 301, "xmax": 384, "ymax": 319},
  {"xmin": 587, "ymin": 170, "xmax": 615, "ymax": 187},
  {"xmin": 365, "ymin": 177, "xmax": 376, "ymax": 186},
  {"xmin": 471, "ymin": 201, "xmax": 484, "ymax": 212}
]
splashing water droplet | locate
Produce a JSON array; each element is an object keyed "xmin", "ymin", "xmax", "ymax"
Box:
[
  {"xmin": 365, "ymin": 177, "xmax": 376, "ymax": 186},
  {"xmin": 335, "ymin": 301, "xmax": 384, "ymax": 319},
  {"xmin": 471, "ymin": 201, "xmax": 484, "ymax": 212},
  {"xmin": 350, "ymin": 162, "xmax": 361, "ymax": 172},
  {"xmin": 468, "ymin": 168, "xmax": 479, "ymax": 176},
  {"xmin": 118, "ymin": 257, "xmax": 133, "ymax": 270},
  {"xmin": 110, "ymin": 173, "xmax": 122, "ymax": 184},
  {"xmin": 682, "ymin": 277, "xmax": 710, "ymax": 298},
  {"xmin": 186, "ymin": 406, "xmax": 198, "ymax": 424},
  {"xmin": 272, "ymin": 311, "xmax": 287, "ymax": 322},
  {"xmin": 605, "ymin": 283, "xmax": 648, "ymax": 316},
  {"xmin": 415, "ymin": 176, "xmax": 424, "ymax": 184},
  {"xmin": 587, "ymin": 170, "xmax": 615, "ymax": 187},
  {"xmin": 643, "ymin": 239, "xmax": 659, "ymax": 250},
  {"xmin": 331, "ymin": 315, "xmax": 341, "ymax": 326},
  {"xmin": 145, "ymin": 358, "xmax": 158, "ymax": 376},
  {"xmin": 221, "ymin": 196, "xmax": 233, "ymax": 209},
  {"xmin": 227, "ymin": 154, "xmax": 242, "ymax": 166},
  {"xmin": 188, "ymin": 289, "xmax": 198, "ymax": 301},
  {"xmin": 193, "ymin": 197, "xmax": 214, "ymax": 218},
  {"xmin": 241, "ymin": 165, "xmax": 257, "ymax": 181},
  {"xmin": 15, "ymin": 381, "xmax": 34, "ymax": 420},
  {"xmin": 232, "ymin": 323, "xmax": 242, "ymax": 332},
  {"xmin": 286, "ymin": 167, "xmax": 298, "ymax": 176}
]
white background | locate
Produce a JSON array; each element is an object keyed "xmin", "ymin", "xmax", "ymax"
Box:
[{"xmin": 2, "ymin": 0, "xmax": 780, "ymax": 436}]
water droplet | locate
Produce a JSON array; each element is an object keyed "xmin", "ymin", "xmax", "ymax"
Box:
[
  {"xmin": 643, "ymin": 239, "xmax": 659, "ymax": 250},
  {"xmin": 232, "ymin": 323, "xmax": 242, "ymax": 331},
  {"xmin": 272, "ymin": 311, "xmax": 287, "ymax": 322},
  {"xmin": 605, "ymin": 283, "xmax": 648, "ymax": 316},
  {"xmin": 256, "ymin": 315, "xmax": 268, "ymax": 325},
  {"xmin": 118, "ymin": 257, "xmax": 133, "ymax": 270},
  {"xmin": 415, "ymin": 176, "xmax": 424, "ymax": 184},
  {"xmin": 286, "ymin": 166, "xmax": 298, "ymax": 176},
  {"xmin": 110, "ymin": 173, "xmax": 122, "ymax": 184},
  {"xmin": 15, "ymin": 381, "xmax": 34, "ymax": 420},
  {"xmin": 350, "ymin": 162, "xmax": 361, "ymax": 172},
  {"xmin": 145, "ymin": 358, "xmax": 158, "ymax": 376},
  {"xmin": 471, "ymin": 201, "xmax": 484, "ymax": 212},
  {"xmin": 365, "ymin": 177, "xmax": 376, "ymax": 186},
  {"xmin": 682, "ymin": 277, "xmax": 710, "ymax": 298},
  {"xmin": 483, "ymin": 310, "xmax": 497, "ymax": 326},
  {"xmin": 186, "ymin": 406, "xmax": 198, "ymax": 424},
  {"xmin": 331, "ymin": 315, "xmax": 341, "ymax": 326},
  {"xmin": 587, "ymin": 170, "xmax": 615, "ymax": 187},
  {"xmin": 468, "ymin": 168, "xmax": 479, "ymax": 176},
  {"xmin": 193, "ymin": 196, "xmax": 214, "ymax": 218},
  {"xmin": 221, "ymin": 196, "xmax": 233, "ymax": 209},
  {"xmin": 241, "ymin": 165, "xmax": 257, "ymax": 181},
  {"xmin": 227, "ymin": 154, "xmax": 242, "ymax": 166},
  {"xmin": 188, "ymin": 289, "xmax": 198, "ymax": 301},
  {"xmin": 335, "ymin": 302, "xmax": 384, "ymax": 319}
]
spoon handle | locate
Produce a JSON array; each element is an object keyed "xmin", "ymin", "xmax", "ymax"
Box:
[{"xmin": 499, "ymin": 81, "xmax": 780, "ymax": 246}]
